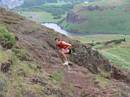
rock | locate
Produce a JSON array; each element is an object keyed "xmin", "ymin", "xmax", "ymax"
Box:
[
  {"xmin": 111, "ymin": 66, "xmax": 130, "ymax": 83},
  {"xmin": 30, "ymin": 76, "xmax": 47, "ymax": 86},
  {"xmin": 69, "ymin": 42, "xmax": 110, "ymax": 74},
  {"xmin": 66, "ymin": 11, "xmax": 87, "ymax": 24},
  {"xmin": 1, "ymin": 60, "xmax": 12, "ymax": 73}
]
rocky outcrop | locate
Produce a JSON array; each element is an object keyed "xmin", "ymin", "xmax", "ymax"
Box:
[
  {"xmin": 66, "ymin": 11, "xmax": 87, "ymax": 24},
  {"xmin": 1, "ymin": 60, "xmax": 12, "ymax": 73},
  {"xmin": 70, "ymin": 42, "xmax": 111, "ymax": 74}
]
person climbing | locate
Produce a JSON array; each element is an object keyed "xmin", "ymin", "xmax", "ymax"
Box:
[{"xmin": 55, "ymin": 38, "xmax": 72, "ymax": 66}]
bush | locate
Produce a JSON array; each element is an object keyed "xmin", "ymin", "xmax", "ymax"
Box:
[
  {"xmin": 12, "ymin": 48, "xmax": 32, "ymax": 61},
  {"xmin": 0, "ymin": 25, "xmax": 16, "ymax": 49}
]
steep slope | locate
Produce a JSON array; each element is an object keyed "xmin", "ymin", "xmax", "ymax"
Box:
[
  {"xmin": 0, "ymin": 8, "xmax": 130, "ymax": 97},
  {"xmin": 61, "ymin": 0, "xmax": 130, "ymax": 34}
]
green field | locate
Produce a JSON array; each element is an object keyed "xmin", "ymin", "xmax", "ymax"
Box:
[
  {"xmin": 101, "ymin": 46, "xmax": 130, "ymax": 69},
  {"xmin": 72, "ymin": 34, "xmax": 130, "ymax": 43},
  {"xmin": 73, "ymin": 34, "xmax": 130, "ymax": 69}
]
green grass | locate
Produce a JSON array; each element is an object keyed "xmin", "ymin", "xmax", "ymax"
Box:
[
  {"xmin": 72, "ymin": 34, "xmax": 130, "ymax": 43},
  {"xmin": 0, "ymin": 48, "xmax": 47, "ymax": 97},
  {"xmin": 0, "ymin": 50, "xmax": 12, "ymax": 63},
  {"xmin": 49, "ymin": 70, "xmax": 64, "ymax": 85},
  {"xmin": 0, "ymin": 24, "xmax": 16, "ymax": 47},
  {"xmin": 96, "ymin": 74, "xmax": 110, "ymax": 88},
  {"xmin": 100, "ymin": 46, "xmax": 130, "ymax": 69}
]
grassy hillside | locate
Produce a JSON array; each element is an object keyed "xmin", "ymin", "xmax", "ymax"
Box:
[
  {"xmin": 0, "ymin": 7, "xmax": 130, "ymax": 97},
  {"xmin": 61, "ymin": 0, "xmax": 130, "ymax": 34},
  {"xmin": 73, "ymin": 34, "xmax": 130, "ymax": 43},
  {"xmin": 101, "ymin": 45, "xmax": 130, "ymax": 69},
  {"xmin": 72, "ymin": 34, "xmax": 130, "ymax": 69}
]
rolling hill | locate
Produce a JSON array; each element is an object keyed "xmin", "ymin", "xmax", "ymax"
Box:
[{"xmin": 60, "ymin": 0, "xmax": 130, "ymax": 34}]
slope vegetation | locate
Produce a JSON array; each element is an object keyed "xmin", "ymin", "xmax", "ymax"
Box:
[{"xmin": 0, "ymin": 8, "xmax": 130, "ymax": 97}]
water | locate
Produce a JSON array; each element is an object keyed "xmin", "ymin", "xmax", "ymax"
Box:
[
  {"xmin": 84, "ymin": 1, "xmax": 89, "ymax": 4},
  {"xmin": 42, "ymin": 23, "xmax": 70, "ymax": 36}
]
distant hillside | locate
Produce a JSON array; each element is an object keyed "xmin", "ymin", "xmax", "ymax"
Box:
[
  {"xmin": 21, "ymin": 0, "xmax": 89, "ymax": 8},
  {"xmin": 20, "ymin": 0, "xmax": 88, "ymax": 8},
  {"xmin": 16, "ymin": 0, "xmax": 88, "ymax": 23},
  {"xmin": 60, "ymin": 0, "xmax": 130, "ymax": 34},
  {"xmin": 15, "ymin": 0, "xmax": 96, "ymax": 23},
  {"xmin": 0, "ymin": 0, "xmax": 88, "ymax": 9}
]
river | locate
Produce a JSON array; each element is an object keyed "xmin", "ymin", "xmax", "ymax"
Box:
[
  {"xmin": 42, "ymin": 23, "xmax": 70, "ymax": 36},
  {"xmin": 42, "ymin": 23, "xmax": 86, "ymax": 37}
]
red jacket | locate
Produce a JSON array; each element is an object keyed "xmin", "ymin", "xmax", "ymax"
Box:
[{"xmin": 57, "ymin": 41, "xmax": 72, "ymax": 49}]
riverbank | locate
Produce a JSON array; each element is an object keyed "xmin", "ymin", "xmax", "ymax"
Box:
[{"xmin": 42, "ymin": 23, "xmax": 88, "ymax": 37}]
